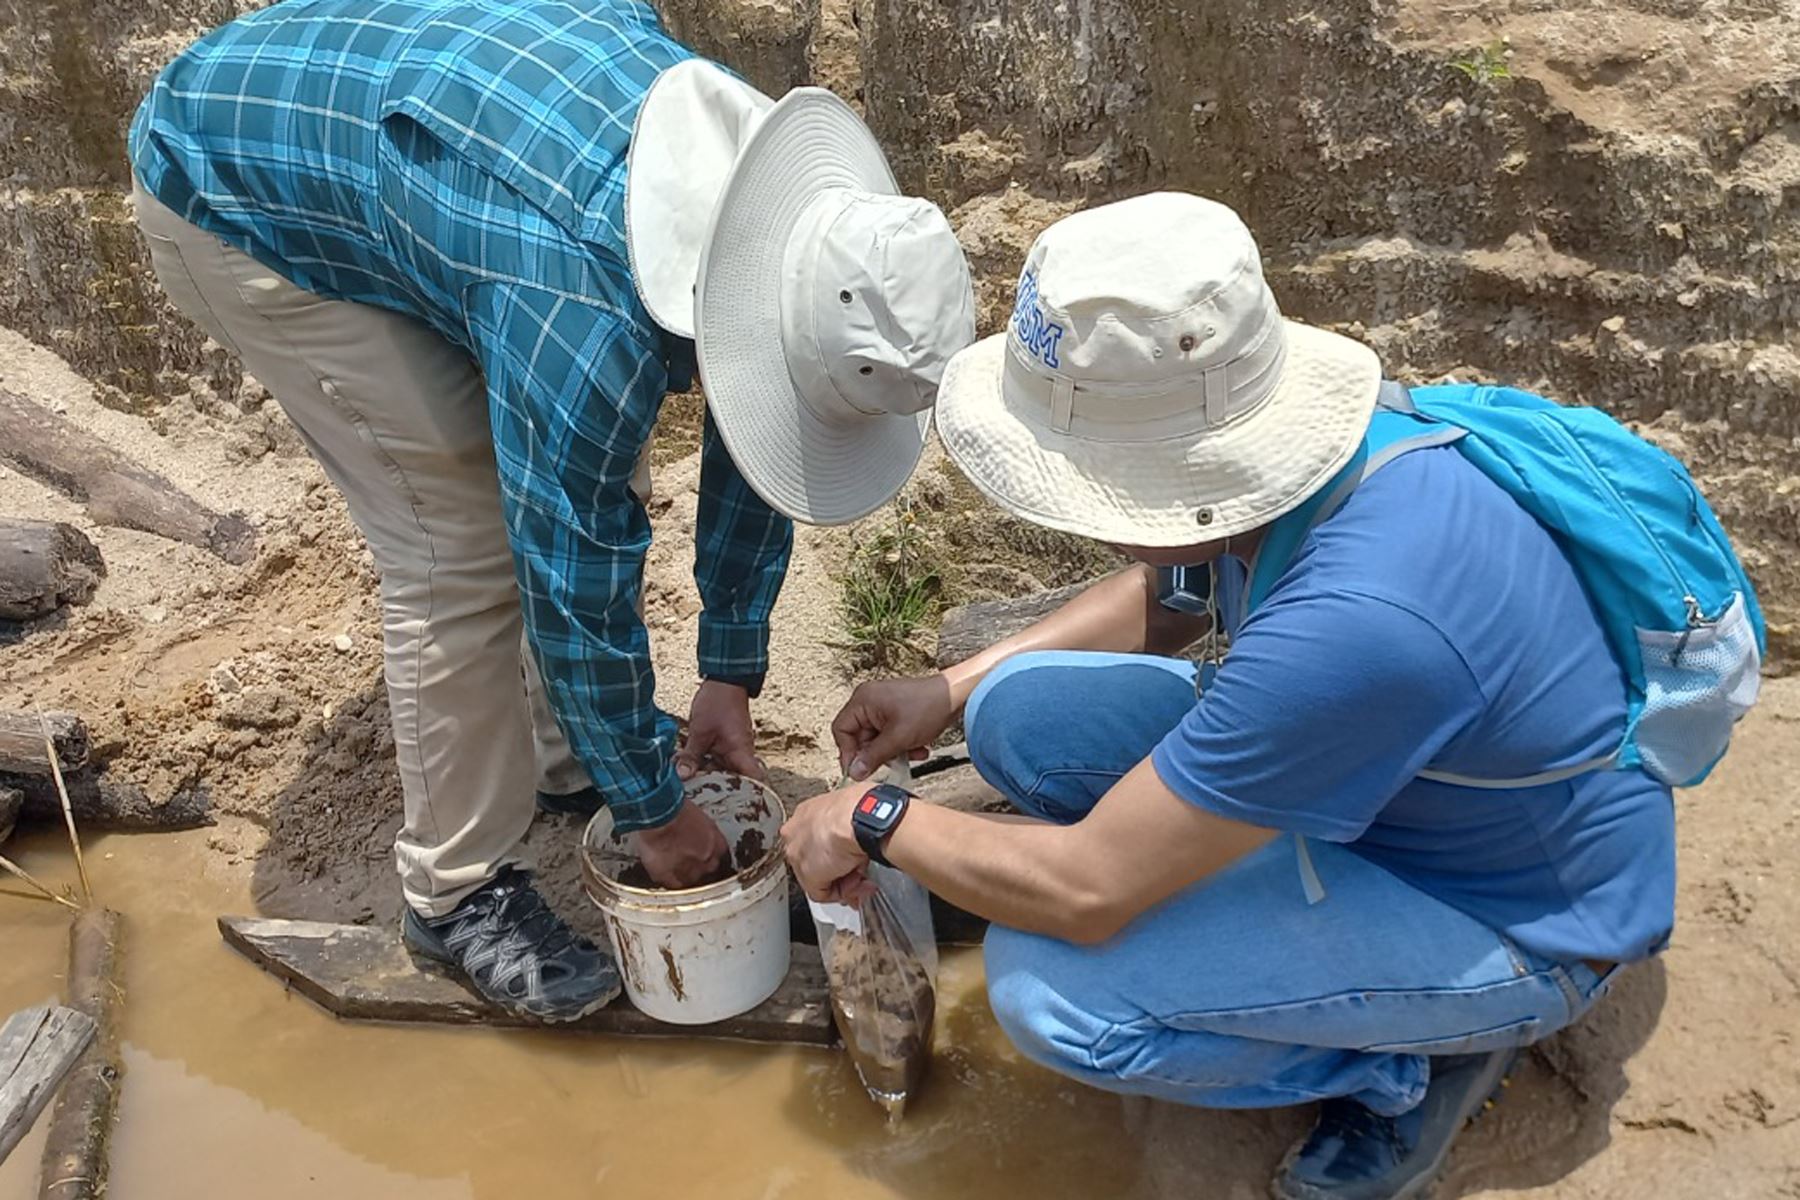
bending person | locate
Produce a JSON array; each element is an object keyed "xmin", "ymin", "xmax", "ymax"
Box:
[{"xmin": 132, "ymin": 0, "xmax": 973, "ymax": 1022}]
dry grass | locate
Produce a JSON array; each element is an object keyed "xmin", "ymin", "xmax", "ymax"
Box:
[{"xmin": 838, "ymin": 503, "xmax": 943, "ymax": 670}]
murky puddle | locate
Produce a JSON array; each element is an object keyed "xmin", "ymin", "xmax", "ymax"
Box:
[{"xmin": 0, "ymin": 828, "xmax": 1177, "ymax": 1199}]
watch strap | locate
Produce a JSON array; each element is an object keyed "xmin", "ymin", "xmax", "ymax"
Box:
[{"xmin": 852, "ymin": 783, "xmax": 911, "ymax": 867}]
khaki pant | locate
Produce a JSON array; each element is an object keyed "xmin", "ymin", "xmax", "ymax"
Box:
[{"xmin": 135, "ymin": 184, "xmax": 651, "ymax": 916}]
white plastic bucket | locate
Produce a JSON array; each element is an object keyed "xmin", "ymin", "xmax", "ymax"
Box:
[{"xmin": 580, "ymin": 773, "xmax": 790, "ymax": 1025}]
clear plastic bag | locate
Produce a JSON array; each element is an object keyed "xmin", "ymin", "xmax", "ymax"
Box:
[{"xmin": 811, "ymin": 861, "xmax": 939, "ymax": 1119}]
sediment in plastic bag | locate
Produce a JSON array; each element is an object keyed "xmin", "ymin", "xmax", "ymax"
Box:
[{"xmin": 824, "ymin": 928, "xmax": 935, "ymax": 1107}]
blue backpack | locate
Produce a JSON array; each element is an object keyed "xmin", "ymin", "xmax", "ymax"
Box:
[{"xmin": 1248, "ymin": 382, "xmax": 1765, "ymax": 790}]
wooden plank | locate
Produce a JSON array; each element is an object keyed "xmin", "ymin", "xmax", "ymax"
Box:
[
  {"xmin": 218, "ymin": 917, "xmax": 837, "ymax": 1047},
  {"xmin": 39, "ymin": 910, "xmax": 124, "ymax": 1200},
  {"xmin": 0, "ymin": 713, "xmax": 90, "ymax": 778},
  {"xmin": 0, "ymin": 1006, "xmax": 97, "ymax": 1167},
  {"xmin": 935, "ymin": 584, "xmax": 1086, "ymax": 668},
  {"xmin": 0, "ymin": 389, "xmax": 256, "ymax": 565},
  {"xmin": 0, "ymin": 522, "xmax": 104, "ymax": 622}
]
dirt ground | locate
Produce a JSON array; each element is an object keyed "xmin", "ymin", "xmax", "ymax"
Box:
[{"xmin": 1, "ymin": 312, "xmax": 1798, "ymax": 1196}]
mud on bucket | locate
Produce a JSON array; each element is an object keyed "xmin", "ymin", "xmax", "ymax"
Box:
[{"xmin": 580, "ymin": 772, "xmax": 790, "ymax": 1025}]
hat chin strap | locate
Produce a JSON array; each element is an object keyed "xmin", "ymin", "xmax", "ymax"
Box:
[{"xmin": 778, "ymin": 191, "xmax": 883, "ymax": 426}]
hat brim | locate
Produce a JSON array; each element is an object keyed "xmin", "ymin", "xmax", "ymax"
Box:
[
  {"xmin": 694, "ymin": 89, "xmax": 926, "ymax": 527},
  {"xmin": 625, "ymin": 61, "xmax": 774, "ymax": 340},
  {"xmin": 936, "ymin": 323, "xmax": 1382, "ymax": 547}
]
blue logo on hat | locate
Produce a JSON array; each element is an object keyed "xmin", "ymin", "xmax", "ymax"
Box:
[{"xmin": 1010, "ymin": 268, "xmax": 1065, "ymax": 369}]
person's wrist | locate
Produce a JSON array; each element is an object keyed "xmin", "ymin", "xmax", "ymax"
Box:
[
  {"xmin": 700, "ymin": 674, "xmax": 762, "ymax": 700},
  {"xmin": 849, "ymin": 783, "xmax": 912, "ymax": 867},
  {"xmin": 836, "ymin": 788, "xmax": 869, "ymax": 862},
  {"xmin": 633, "ymin": 811, "xmax": 681, "ymax": 843},
  {"xmin": 940, "ymin": 664, "xmax": 980, "ymax": 714},
  {"xmin": 623, "ymin": 776, "xmax": 687, "ymax": 838},
  {"xmin": 634, "ymin": 801, "xmax": 695, "ymax": 845}
]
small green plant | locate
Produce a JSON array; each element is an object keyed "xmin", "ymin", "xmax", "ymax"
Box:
[
  {"xmin": 1449, "ymin": 41, "xmax": 1512, "ymax": 87},
  {"xmin": 839, "ymin": 502, "xmax": 942, "ymax": 669}
]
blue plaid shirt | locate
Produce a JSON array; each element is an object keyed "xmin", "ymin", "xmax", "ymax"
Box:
[{"xmin": 129, "ymin": 0, "xmax": 794, "ymax": 831}]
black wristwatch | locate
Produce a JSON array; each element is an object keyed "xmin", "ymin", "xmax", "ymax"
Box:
[{"xmin": 851, "ymin": 783, "xmax": 913, "ymax": 867}]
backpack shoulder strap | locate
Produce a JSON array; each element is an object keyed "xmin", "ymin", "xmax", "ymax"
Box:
[
  {"xmin": 1246, "ymin": 385, "xmax": 1465, "ymax": 611},
  {"xmin": 1376, "ymin": 379, "xmax": 1418, "ymax": 413}
]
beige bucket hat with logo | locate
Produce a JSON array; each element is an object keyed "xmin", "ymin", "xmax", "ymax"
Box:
[
  {"xmin": 937, "ymin": 191, "xmax": 1381, "ymax": 546},
  {"xmin": 626, "ymin": 61, "xmax": 976, "ymax": 526}
]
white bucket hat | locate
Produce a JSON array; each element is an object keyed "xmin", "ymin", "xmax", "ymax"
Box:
[
  {"xmin": 626, "ymin": 62, "xmax": 976, "ymax": 525},
  {"xmin": 937, "ymin": 192, "xmax": 1381, "ymax": 546}
]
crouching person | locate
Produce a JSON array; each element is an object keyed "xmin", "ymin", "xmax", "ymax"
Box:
[{"xmin": 783, "ymin": 193, "xmax": 1762, "ymax": 1199}]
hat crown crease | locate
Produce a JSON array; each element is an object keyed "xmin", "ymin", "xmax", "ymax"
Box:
[
  {"xmin": 1005, "ymin": 196, "xmax": 1287, "ymax": 433},
  {"xmin": 934, "ymin": 190, "xmax": 1382, "ymax": 548}
]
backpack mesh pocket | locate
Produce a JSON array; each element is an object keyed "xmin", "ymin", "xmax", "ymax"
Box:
[{"xmin": 1634, "ymin": 592, "xmax": 1760, "ymax": 786}]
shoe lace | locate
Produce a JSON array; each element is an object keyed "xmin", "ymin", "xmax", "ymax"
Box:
[{"xmin": 458, "ymin": 869, "xmax": 581, "ymax": 988}]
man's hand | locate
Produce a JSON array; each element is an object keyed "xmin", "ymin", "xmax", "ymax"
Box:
[
  {"xmin": 781, "ymin": 782, "xmax": 877, "ymax": 903},
  {"xmin": 634, "ymin": 798, "xmax": 733, "ymax": 888},
  {"xmin": 832, "ymin": 675, "xmax": 957, "ymax": 781},
  {"xmin": 676, "ymin": 680, "xmax": 765, "ymax": 781}
]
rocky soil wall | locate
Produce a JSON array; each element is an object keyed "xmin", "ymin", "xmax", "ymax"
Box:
[{"xmin": 3, "ymin": 0, "xmax": 1797, "ymax": 653}]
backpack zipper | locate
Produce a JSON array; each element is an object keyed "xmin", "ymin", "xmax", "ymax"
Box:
[
  {"xmin": 1539, "ymin": 418, "xmax": 1708, "ymax": 629},
  {"xmin": 1673, "ymin": 463, "xmax": 1748, "ymax": 618}
]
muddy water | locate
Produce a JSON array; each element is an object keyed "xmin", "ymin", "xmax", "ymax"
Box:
[{"xmin": 0, "ymin": 828, "xmax": 1237, "ymax": 1200}]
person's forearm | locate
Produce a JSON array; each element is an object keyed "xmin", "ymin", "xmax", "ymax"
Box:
[
  {"xmin": 514, "ymin": 549, "xmax": 684, "ymax": 833},
  {"xmin": 941, "ymin": 565, "xmax": 1208, "ymax": 709},
  {"xmin": 880, "ymin": 802, "xmax": 1117, "ymax": 942},
  {"xmin": 694, "ymin": 409, "xmax": 794, "ymax": 689},
  {"xmin": 870, "ymin": 759, "xmax": 1273, "ymax": 945}
]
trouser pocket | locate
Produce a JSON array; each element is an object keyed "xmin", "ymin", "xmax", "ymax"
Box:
[{"xmin": 139, "ymin": 229, "xmax": 247, "ymax": 359}]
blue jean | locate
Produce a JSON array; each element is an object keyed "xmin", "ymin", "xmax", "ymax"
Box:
[{"xmin": 966, "ymin": 651, "xmax": 1613, "ymax": 1115}]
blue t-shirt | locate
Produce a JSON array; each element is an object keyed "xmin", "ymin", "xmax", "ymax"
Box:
[{"xmin": 1150, "ymin": 445, "xmax": 1675, "ymax": 964}]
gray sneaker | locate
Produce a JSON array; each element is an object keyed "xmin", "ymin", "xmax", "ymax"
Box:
[
  {"xmin": 535, "ymin": 785, "xmax": 605, "ymax": 818},
  {"xmin": 1273, "ymin": 1050, "xmax": 1518, "ymax": 1200},
  {"xmin": 402, "ymin": 866, "xmax": 620, "ymax": 1023}
]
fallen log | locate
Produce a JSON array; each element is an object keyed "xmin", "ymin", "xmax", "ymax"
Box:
[
  {"xmin": 219, "ymin": 917, "xmax": 837, "ymax": 1046},
  {"xmin": 0, "ymin": 1006, "xmax": 97, "ymax": 1168},
  {"xmin": 38, "ymin": 909, "xmax": 123, "ymax": 1200},
  {"xmin": 0, "ymin": 787, "xmax": 19, "ymax": 848},
  {"xmin": 935, "ymin": 584, "xmax": 1086, "ymax": 668},
  {"xmin": 0, "ymin": 714, "xmax": 90, "ymax": 778},
  {"xmin": 911, "ymin": 761, "xmax": 1005, "ymax": 946},
  {"xmin": 9, "ymin": 771, "xmax": 208, "ymax": 831},
  {"xmin": 0, "ymin": 389, "xmax": 256, "ymax": 565},
  {"xmin": 0, "ymin": 522, "xmax": 105, "ymax": 622}
]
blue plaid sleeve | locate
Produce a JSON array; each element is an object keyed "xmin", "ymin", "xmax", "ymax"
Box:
[
  {"xmin": 693, "ymin": 409, "xmax": 794, "ymax": 690},
  {"xmin": 467, "ymin": 279, "xmax": 683, "ymax": 833}
]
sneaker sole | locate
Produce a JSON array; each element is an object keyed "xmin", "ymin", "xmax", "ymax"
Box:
[
  {"xmin": 535, "ymin": 788, "xmax": 605, "ymax": 818},
  {"xmin": 403, "ymin": 936, "xmax": 622, "ymax": 1025},
  {"xmin": 1271, "ymin": 1052, "xmax": 1520, "ymax": 1200}
]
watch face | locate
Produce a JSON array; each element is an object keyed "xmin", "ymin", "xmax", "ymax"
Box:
[{"xmin": 858, "ymin": 792, "xmax": 901, "ymax": 824}]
